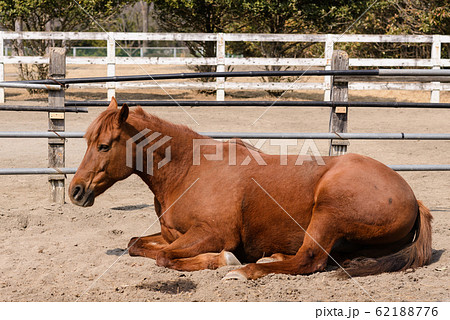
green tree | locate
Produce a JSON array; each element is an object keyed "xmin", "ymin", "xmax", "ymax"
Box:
[
  {"xmin": 152, "ymin": 0, "xmax": 241, "ymax": 76},
  {"xmin": 0, "ymin": 0, "xmax": 133, "ymax": 32},
  {"xmin": 313, "ymin": 0, "xmax": 450, "ymax": 60},
  {"xmin": 236, "ymin": 0, "xmax": 450, "ymax": 79},
  {"xmin": 229, "ymin": 0, "xmax": 318, "ymax": 95},
  {"xmin": 0, "ymin": 0, "xmax": 134, "ymax": 81}
]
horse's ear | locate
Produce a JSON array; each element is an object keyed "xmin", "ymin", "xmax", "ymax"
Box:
[
  {"xmin": 108, "ymin": 96, "xmax": 118, "ymax": 110},
  {"xmin": 116, "ymin": 103, "xmax": 129, "ymax": 126}
]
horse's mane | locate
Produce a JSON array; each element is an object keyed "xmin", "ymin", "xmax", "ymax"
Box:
[{"xmin": 84, "ymin": 106, "xmax": 201, "ymax": 144}]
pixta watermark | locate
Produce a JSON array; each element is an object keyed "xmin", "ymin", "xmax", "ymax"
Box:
[
  {"xmin": 126, "ymin": 130, "xmax": 325, "ymax": 175},
  {"xmin": 193, "ymin": 138, "xmax": 325, "ymax": 166},
  {"xmin": 126, "ymin": 128, "xmax": 172, "ymax": 175}
]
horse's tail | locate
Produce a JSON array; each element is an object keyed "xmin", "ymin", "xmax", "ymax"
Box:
[{"xmin": 341, "ymin": 200, "xmax": 433, "ymax": 277}]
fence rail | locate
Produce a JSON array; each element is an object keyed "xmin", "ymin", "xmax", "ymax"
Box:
[
  {"xmin": 0, "ymin": 168, "xmax": 77, "ymax": 175},
  {"xmin": 1, "ymin": 32, "xmax": 449, "ymax": 103},
  {"xmin": 64, "ymin": 100, "xmax": 450, "ymax": 109},
  {"xmin": 1, "ymin": 131, "xmax": 450, "ymax": 140},
  {"xmin": 0, "ymin": 105, "xmax": 87, "ymax": 112},
  {"xmin": 5, "ymin": 69, "xmax": 450, "ymax": 85},
  {"xmin": 0, "ymin": 82, "xmax": 61, "ymax": 90},
  {"xmin": 2, "ymin": 165, "xmax": 450, "ymax": 176}
]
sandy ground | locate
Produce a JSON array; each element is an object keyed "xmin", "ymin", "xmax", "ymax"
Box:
[{"xmin": 0, "ymin": 64, "xmax": 449, "ymax": 302}]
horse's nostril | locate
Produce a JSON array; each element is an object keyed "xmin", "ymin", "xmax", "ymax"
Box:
[{"xmin": 72, "ymin": 185, "xmax": 85, "ymax": 201}]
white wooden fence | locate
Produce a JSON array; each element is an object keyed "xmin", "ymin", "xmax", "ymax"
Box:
[{"xmin": 0, "ymin": 32, "xmax": 449, "ymax": 103}]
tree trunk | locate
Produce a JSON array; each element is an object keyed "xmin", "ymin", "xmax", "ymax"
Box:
[
  {"xmin": 14, "ymin": 19, "xmax": 24, "ymax": 56},
  {"xmin": 141, "ymin": 1, "xmax": 149, "ymax": 50},
  {"xmin": 45, "ymin": 20, "xmax": 55, "ymax": 54},
  {"xmin": 14, "ymin": 18, "xmax": 26, "ymax": 80},
  {"xmin": 148, "ymin": 2, "xmax": 156, "ymax": 30}
]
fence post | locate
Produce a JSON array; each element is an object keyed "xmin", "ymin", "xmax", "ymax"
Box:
[
  {"xmin": 431, "ymin": 35, "xmax": 441, "ymax": 103},
  {"xmin": 0, "ymin": 34, "xmax": 5, "ymax": 103},
  {"xmin": 323, "ymin": 34, "xmax": 334, "ymax": 101},
  {"xmin": 216, "ymin": 33, "xmax": 225, "ymax": 101},
  {"xmin": 107, "ymin": 35, "xmax": 116, "ymax": 100},
  {"xmin": 48, "ymin": 47, "xmax": 66, "ymax": 204},
  {"xmin": 328, "ymin": 50, "xmax": 349, "ymax": 156}
]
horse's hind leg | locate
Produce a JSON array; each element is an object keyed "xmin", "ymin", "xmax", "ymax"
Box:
[
  {"xmin": 225, "ymin": 217, "xmax": 339, "ymax": 280},
  {"xmin": 128, "ymin": 232, "xmax": 169, "ymax": 258}
]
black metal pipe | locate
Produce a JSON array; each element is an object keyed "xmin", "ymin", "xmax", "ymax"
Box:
[
  {"xmin": 0, "ymin": 105, "xmax": 88, "ymax": 113},
  {"xmin": 65, "ymin": 100, "xmax": 450, "ymax": 109},
  {"xmin": 3, "ymin": 70, "xmax": 382, "ymax": 85},
  {"xmin": 3, "ymin": 69, "xmax": 450, "ymax": 86}
]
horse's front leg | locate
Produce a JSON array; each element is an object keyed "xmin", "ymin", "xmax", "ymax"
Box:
[
  {"xmin": 155, "ymin": 226, "xmax": 241, "ymax": 271},
  {"xmin": 128, "ymin": 232, "xmax": 169, "ymax": 259},
  {"xmin": 256, "ymin": 253, "xmax": 294, "ymax": 264},
  {"xmin": 157, "ymin": 251, "xmax": 242, "ymax": 271}
]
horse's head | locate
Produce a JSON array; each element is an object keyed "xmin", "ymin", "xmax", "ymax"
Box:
[{"xmin": 69, "ymin": 97, "xmax": 134, "ymax": 207}]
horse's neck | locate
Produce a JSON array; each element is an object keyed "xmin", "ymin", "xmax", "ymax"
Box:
[{"xmin": 130, "ymin": 114, "xmax": 200, "ymax": 198}]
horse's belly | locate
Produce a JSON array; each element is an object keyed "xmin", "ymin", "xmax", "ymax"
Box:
[
  {"xmin": 241, "ymin": 178, "xmax": 313, "ymax": 261},
  {"xmin": 241, "ymin": 224, "xmax": 306, "ymax": 262}
]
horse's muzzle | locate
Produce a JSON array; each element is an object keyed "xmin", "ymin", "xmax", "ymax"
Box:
[{"xmin": 69, "ymin": 184, "xmax": 95, "ymax": 207}]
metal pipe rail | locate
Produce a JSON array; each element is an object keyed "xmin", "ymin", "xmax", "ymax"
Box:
[
  {"xmin": 0, "ymin": 82, "xmax": 62, "ymax": 90},
  {"xmin": 0, "ymin": 132, "xmax": 85, "ymax": 138},
  {"xmin": 3, "ymin": 69, "xmax": 450, "ymax": 86},
  {"xmin": 1, "ymin": 131, "xmax": 450, "ymax": 140},
  {"xmin": 0, "ymin": 168, "xmax": 77, "ymax": 175},
  {"xmin": 1, "ymin": 165, "xmax": 450, "ymax": 175},
  {"xmin": 0, "ymin": 105, "xmax": 88, "ymax": 113},
  {"xmin": 389, "ymin": 165, "xmax": 450, "ymax": 171},
  {"xmin": 204, "ymin": 132, "xmax": 450, "ymax": 140},
  {"xmin": 65, "ymin": 100, "xmax": 450, "ymax": 109}
]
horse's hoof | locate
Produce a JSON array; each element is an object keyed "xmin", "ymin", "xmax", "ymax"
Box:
[
  {"xmin": 256, "ymin": 257, "xmax": 276, "ymax": 264},
  {"xmin": 222, "ymin": 251, "xmax": 241, "ymax": 266},
  {"xmin": 222, "ymin": 270, "xmax": 247, "ymax": 281}
]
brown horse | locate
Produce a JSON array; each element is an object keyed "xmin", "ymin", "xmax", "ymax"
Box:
[{"xmin": 69, "ymin": 97, "xmax": 433, "ymax": 280}]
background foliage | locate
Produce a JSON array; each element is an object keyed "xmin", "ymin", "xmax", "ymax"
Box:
[{"xmin": 0, "ymin": 0, "xmax": 449, "ymax": 82}]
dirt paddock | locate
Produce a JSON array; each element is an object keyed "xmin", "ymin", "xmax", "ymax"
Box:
[{"xmin": 0, "ymin": 64, "xmax": 449, "ymax": 301}]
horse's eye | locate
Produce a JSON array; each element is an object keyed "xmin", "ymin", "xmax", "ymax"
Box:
[{"xmin": 98, "ymin": 144, "xmax": 110, "ymax": 152}]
